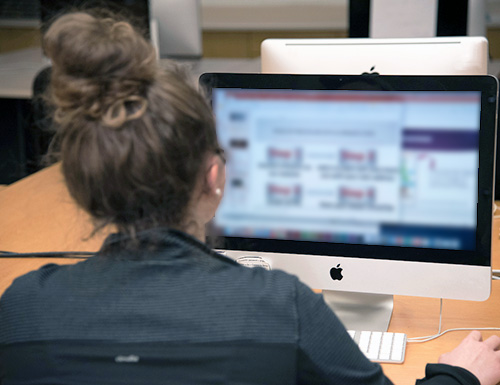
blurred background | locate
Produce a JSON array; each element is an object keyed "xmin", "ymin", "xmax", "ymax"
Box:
[
  {"xmin": 1, "ymin": 0, "xmax": 499, "ymax": 185},
  {"xmin": 2, "ymin": 0, "xmax": 500, "ymax": 58}
]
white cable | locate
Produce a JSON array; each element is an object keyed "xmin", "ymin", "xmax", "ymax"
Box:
[
  {"xmin": 408, "ymin": 299, "xmax": 443, "ymax": 342},
  {"xmin": 408, "ymin": 298, "xmax": 500, "ymax": 343},
  {"xmin": 408, "ymin": 327, "xmax": 500, "ymax": 343}
]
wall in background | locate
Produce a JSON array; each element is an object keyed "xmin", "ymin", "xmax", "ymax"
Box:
[
  {"xmin": 0, "ymin": 28, "xmax": 40, "ymax": 54},
  {"xmin": 203, "ymin": 30, "xmax": 348, "ymax": 58},
  {"xmin": 2, "ymin": 0, "xmax": 500, "ymax": 58},
  {"xmin": 201, "ymin": 0, "xmax": 347, "ymax": 30}
]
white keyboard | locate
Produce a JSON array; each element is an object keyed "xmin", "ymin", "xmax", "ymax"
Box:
[{"xmin": 348, "ymin": 330, "xmax": 407, "ymax": 364}]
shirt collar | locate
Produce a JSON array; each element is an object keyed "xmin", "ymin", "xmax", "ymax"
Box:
[{"xmin": 98, "ymin": 227, "xmax": 234, "ymax": 265}]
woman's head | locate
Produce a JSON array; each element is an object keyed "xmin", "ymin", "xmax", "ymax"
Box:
[{"xmin": 44, "ymin": 12, "xmax": 223, "ymax": 238}]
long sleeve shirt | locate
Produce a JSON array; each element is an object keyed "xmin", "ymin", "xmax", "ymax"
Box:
[{"xmin": 0, "ymin": 228, "xmax": 478, "ymax": 385}]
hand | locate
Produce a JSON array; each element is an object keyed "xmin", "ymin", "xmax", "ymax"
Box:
[{"xmin": 438, "ymin": 331, "xmax": 500, "ymax": 385}]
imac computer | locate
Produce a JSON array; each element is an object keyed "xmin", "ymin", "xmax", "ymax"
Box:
[
  {"xmin": 261, "ymin": 37, "xmax": 488, "ymax": 76},
  {"xmin": 261, "ymin": 36, "xmax": 500, "ymax": 216},
  {"xmin": 200, "ymin": 73, "xmax": 498, "ymax": 331}
]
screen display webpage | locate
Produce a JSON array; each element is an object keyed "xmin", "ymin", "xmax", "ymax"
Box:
[{"xmin": 213, "ymin": 88, "xmax": 481, "ymax": 251}]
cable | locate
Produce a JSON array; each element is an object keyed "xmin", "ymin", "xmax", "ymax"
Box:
[
  {"xmin": 409, "ymin": 327, "xmax": 500, "ymax": 343},
  {"xmin": 0, "ymin": 251, "xmax": 95, "ymax": 259},
  {"xmin": 408, "ymin": 298, "xmax": 500, "ymax": 343},
  {"xmin": 408, "ymin": 299, "xmax": 443, "ymax": 343}
]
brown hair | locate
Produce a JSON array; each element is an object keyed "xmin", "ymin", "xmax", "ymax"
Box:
[{"xmin": 43, "ymin": 12, "xmax": 218, "ymax": 237}]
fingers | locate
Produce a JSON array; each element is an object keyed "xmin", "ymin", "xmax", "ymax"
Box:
[
  {"xmin": 483, "ymin": 334, "xmax": 500, "ymax": 350},
  {"xmin": 466, "ymin": 331, "xmax": 500, "ymax": 351},
  {"xmin": 466, "ymin": 330, "xmax": 483, "ymax": 342}
]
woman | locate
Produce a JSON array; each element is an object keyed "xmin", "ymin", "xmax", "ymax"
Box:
[{"xmin": 1, "ymin": 11, "xmax": 500, "ymax": 385}]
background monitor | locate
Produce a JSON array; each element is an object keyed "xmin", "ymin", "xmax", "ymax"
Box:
[
  {"xmin": 150, "ymin": 0, "xmax": 203, "ymax": 59},
  {"xmin": 261, "ymin": 36, "xmax": 488, "ymax": 76},
  {"xmin": 40, "ymin": 0, "xmax": 202, "ymax": 60},
  {"xmin": 201, "ymin": 73, "xmax": 496, "ymax": 331},
  {"xmin": 261, "ymin": 36, "xmax": 500, "ymax": 201}
]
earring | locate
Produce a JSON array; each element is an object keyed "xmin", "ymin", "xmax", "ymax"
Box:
[{"xmin": 215, "ymin": 188, "xmax": 221, "ymax": 196}]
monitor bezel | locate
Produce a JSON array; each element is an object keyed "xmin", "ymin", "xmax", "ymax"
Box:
[{"xmin": 200, "ymin": 73, "xmax": 497, "ymax": 268}]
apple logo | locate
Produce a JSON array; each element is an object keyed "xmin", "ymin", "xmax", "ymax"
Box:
[
  {"xmin": 330, "ymin": 264, "xmax": 343, "ymax": 281},
  {"xmin": 361, "ymin": 66, "xmax": 380, "ymax": 76}
]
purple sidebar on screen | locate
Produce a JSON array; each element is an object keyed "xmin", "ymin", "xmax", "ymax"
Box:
[{"xmin": 403, "ymin": 129, "xmax": 478, "ymax": 151}]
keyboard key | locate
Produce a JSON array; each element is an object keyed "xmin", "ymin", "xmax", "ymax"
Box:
[
  {"xmin": 358, "ymin": 331, "xmax": 371, "ymax": 354},
  {"xmin": 391, "ymin": 333, "xmax": 406, "ymax": 362},
  {"xmin": 367, "ymin": 331, "xmax": 382, "ymax": 359},
  {"xmin": 379, "ymin": 332, "xmax": 393, "ymax": 360}
]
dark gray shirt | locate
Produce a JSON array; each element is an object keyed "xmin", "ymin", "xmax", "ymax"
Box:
[{"xmin": 0, "ymin": 228, "xmax": 478, "ymax": 385}]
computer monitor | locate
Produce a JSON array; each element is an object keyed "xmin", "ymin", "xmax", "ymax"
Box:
[
  {"xmin": 261, "ymin": 36, "xmax": 488, "ymax": 76},
  {"xmin": 261, "ymin": 37, "xmax": 500, "ymax": 202},
  {"xmin": 150, "ymin": 0, "xmax": 202, "ymax": 59},
  {"xmin": 200, "ymin": 73, "xmax": 497, "ymax": 331}
]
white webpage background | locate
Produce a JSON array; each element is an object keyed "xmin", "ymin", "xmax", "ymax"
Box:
[{"xmin": 214, "ymin": 89, "xmax": 479, "ymax": 239}]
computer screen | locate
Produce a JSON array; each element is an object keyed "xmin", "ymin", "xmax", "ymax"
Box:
[
  {"xmin": 215, "ymin": 89, "xmax": 478, "ymax": 252},
  {"xmin": 200, "ymin": 73, "xmax": 497, "ymax": 331}
]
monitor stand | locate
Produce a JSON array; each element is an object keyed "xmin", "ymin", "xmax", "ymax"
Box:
[{"xmin": 322, "ymin": 290, "xmax": 394, "ymax": 331}]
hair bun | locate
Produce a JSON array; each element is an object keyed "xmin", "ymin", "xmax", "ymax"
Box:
[
  {"xmin": 44, "ymin": 12, "xmax": 158, "ymax": 125},
  {"xmin": 102, "ymin": 95, "xmax": 148, "ymax": 128}
]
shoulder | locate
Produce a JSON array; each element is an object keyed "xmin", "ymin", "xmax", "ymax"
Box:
[
  {"xmin": 0, "ymin": 263, "xmax": 70, "ymax": 343},
  {"xmin": 2, "ymin": 263, "xmax": 64, "ymax": 300},
  {"xmin": 1, "ymin": 262, "xmax": 70, "ymax": 308},
  {"xmin": 219, "ymin": 264, "xmax": 321, "ymax": 318},
  {"xmin": 0, "ymin": 263, "xmax": 72, "ymax": 329},
  {"xmin": 241, "ymin": 266, "xmax": 320, "ymax": 300},
  {"xmin": 224, "ymin": 263, "xmax": 305, "ymax": 295}
]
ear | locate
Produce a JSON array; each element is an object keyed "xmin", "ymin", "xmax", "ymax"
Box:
[
  {"xmin": 206, "ymin": 162, "xmax": 219, "ymax": 192},
  {"xmin": 204, "ymin": 155, "xmax": 224, "ymax": 196}
]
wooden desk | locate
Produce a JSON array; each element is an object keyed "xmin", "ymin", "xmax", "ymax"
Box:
[
  {"xmin": 0, "ymin": 164, "xmax": 110, "ymax": 253},
  {"xmin": 1, "ymin": 164, "xmax": 500, "ymax": 385}
]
